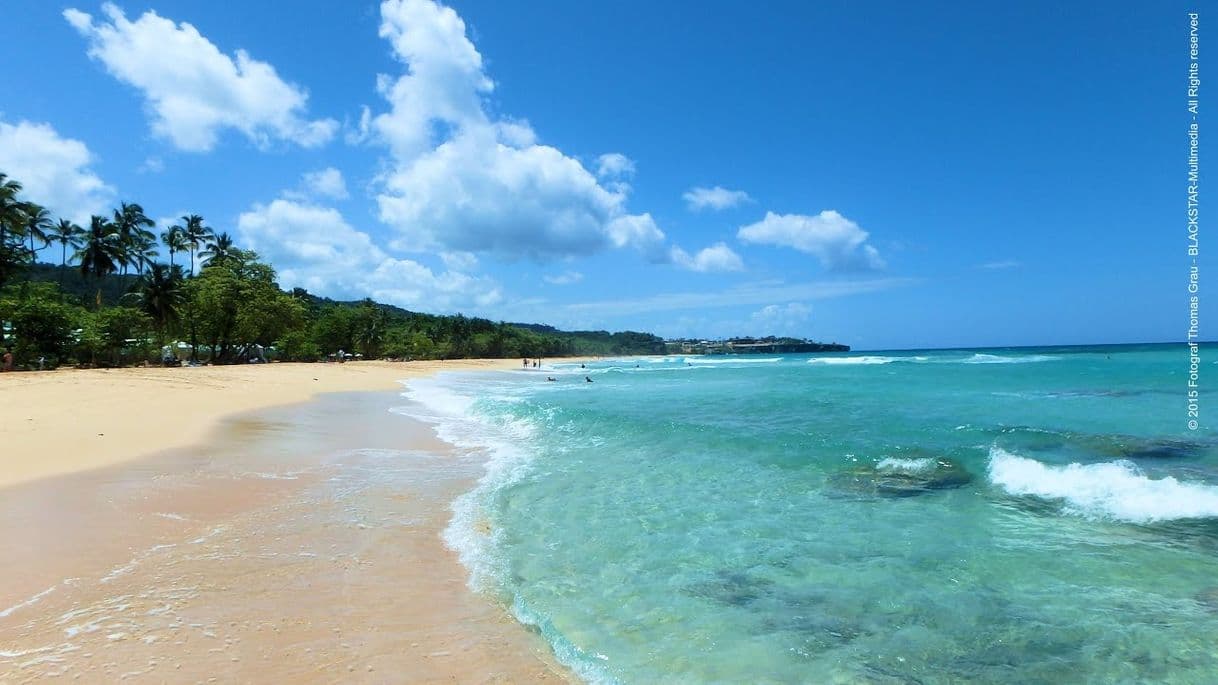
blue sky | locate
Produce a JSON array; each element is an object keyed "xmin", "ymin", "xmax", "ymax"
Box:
[{"xmin": 0, "ymin": 0, "xmax": 1195, "ymax": 349}]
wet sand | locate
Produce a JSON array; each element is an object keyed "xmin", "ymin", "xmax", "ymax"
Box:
[{"xmin": 0, "ymin": 365, "xmax": 573, "ymax": 683}]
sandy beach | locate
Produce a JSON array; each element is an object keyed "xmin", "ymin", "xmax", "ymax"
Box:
[
  {"xmin": 0, "ymin": 359, "xmax": 522, "ymax": 488},
  {"xmin": 0, "ymin": 360, "xmax": 573, "ymax": 683}
]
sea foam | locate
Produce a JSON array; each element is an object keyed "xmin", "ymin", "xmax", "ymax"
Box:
[
  {"xmin": 987, "ymin": 447, "xmax": 1218, "ymax": 522},
  {"xmin": 398, "ymin": 374, "xmax": 542, "ymax": 591},
  {"xmin": 807, "ymin": 355, "xmax": 927, "ymax": 365},
  {"xmin": 684, "ymin": 356, "xmax": 781, "ymax": 365},
  {"xmin": 876, "ymin": 457, "xmax": 937, "ymax": 473},
  {"xmin": 963, "ymin": 353, "xmax": 1057, "ymax": 364}
]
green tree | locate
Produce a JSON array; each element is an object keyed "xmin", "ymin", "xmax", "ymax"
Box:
[
  {"xmin": 312, "ymin": 306, "xmax": 357, "ymax": 356},
  {"xmin": 129, "ymin": 231, "xmax": 160, "ymax": 275},
  {"xmin": 0, "ymin": 282, "xmax": 82, "ymax": 368},
  {"xmin": 112, "ymin": 202, "xmax": 155, "ymax": 276},
  {"xmin": 352, "ymin": 299, "xmax": 387, "ymax": 358},
  {"xmin": 200, "ymin": 231, "xmax": 235, "ymax": 269},
  {"xmin": 161, "ymin": 225, "xmax": 189, "ymax": 269},
  {"xmin": 0, "ymin": 174, "xmax": 28, "ymax": 285},
  {"xmin": 47, "ymin": 219, "xmax": 84, "ymax": 269},
  {"xmin": 177, "ymin": 214, "xmax": 213, "ymax": 276},
  {"xmin": 76, "ymin": 215, "xmax": 123, "ymax": 307},
  {"xmin": 21, "ymin": 203, "xmax": 52, "ymax": 263},
  {"xmin": 275, "ymin": 328, "xmax": 320, "ymax": 362},
  {"xmin": 80, "ymin": 306, "xmax": 154, "ymax": 367},
  {"xmin": 135, "ymin": 263, "xmax": 185, "ymax": 343},
  {"xmin": 184, "ymin": 250, "xmax": 302, "ymax": 362}
]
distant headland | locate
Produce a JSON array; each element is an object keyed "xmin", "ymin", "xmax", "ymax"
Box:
[{"xmin": 665, "ymin": 337, "xmax": 850, "ymax": 355}]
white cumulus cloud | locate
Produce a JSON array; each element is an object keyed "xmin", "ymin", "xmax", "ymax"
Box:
[
  {"xmin": 236, "ymin": 196, "xmax": 500, "ymax": 311},
  {"xmin": 0, "ymin": 119, "xmax": 115, "ymax": 223},
  {"xmin": 737, "ymin": 210, "xmax": 885, "ymax": 271},
  {"xmin": 301, "ymin": 167, "xmax": 348, "ymax": 200},
  {"xmin": 596, "ymin": 153, "xmax": 635, "ymax": 179},
  {"xmin": 670, "ymin": 242, "xmax": 744, "ymax": 273},
  {"xmin": 367, "ymin": 0, "xmax": 662, "ymax": 261},
  {"xmin": 683, "ymin": 185, "xmax": 751, "ymax": 212},
  {"xmin": 65, "ymin": 3, "xmax": 337, "ymax": 152}
]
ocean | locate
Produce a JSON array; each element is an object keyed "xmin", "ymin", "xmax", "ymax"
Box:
[{"xmin": 399, "ymin": 344, "xmax": 1218, "ymax": 684}]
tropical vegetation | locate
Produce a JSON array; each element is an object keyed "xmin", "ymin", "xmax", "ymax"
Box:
[{"xmin": 0, "ymin": 171, "xmax": 665, "ymax": 370}]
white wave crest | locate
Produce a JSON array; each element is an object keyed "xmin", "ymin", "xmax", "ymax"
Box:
[
  {"xmin": 876, "ymin": 457, "xmax": 936, "ymax": 473},
  {"xmin": 808, "ymin": 355, "xmax": 927, "ymax": 365},
  {"xmin": 398, "ymin": 374, "xmax": 543, "ymax": 592},
  {"xmin": 987, "ymin": 447, "xmax": 1218, "ymax": 522},
  {"xmin": 684, "ymin": 356, "xmax": 781, "ymax": 365},
  {"xmin": 963, "ymin": 353, "xmax": 1057, "ymax": 364},
  {"xmin": 398, "ymin": 375, "xmax": 478, "ymax": 418}
]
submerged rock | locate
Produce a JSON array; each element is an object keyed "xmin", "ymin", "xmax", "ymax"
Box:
[
  {"xmin": 1196, "ymin": 587, "xmax": 1218, "ymax": 612},
  {"xmin": 991, "ymin": 426, "xmax": 1212, "ymax": 462},
  {"xmin": 828, "ymin": 457, "xmax": 974, "ymax": 498},
  {"xmin": 686, "ymin": 570, "xmax": 775, "ymax": 607},
  {"xmin": 1119, "ymin": 438, "xmax": 1209, "ymax": 460}
]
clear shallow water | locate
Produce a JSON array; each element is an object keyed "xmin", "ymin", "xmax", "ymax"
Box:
[{"xmin": 401, "ymin": 345, "xmax": 1218, "ymax": 684}]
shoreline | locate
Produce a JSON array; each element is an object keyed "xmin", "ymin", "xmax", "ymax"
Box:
[
  {"xmin": 0, "ymin": 359, "xmax": 529, "ymax": 489},
  {"xmin": 0, "ymin": 360, "xmax": 589, "ymax": 682}
]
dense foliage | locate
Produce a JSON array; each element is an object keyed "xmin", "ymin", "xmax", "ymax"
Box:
[{"xmin": 0, "ymin": 172, "xmax": 665, "ymax": 369}]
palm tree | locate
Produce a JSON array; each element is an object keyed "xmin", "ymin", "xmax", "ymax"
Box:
[
  {"xmin": 177, "ymin": 215, "xmax": 213, "ymax": 276},
  {"xmin": 161, "ymin": 225, "xmax": 189, "ymax": 269},
  {"xmin": 0, "ymin": 174, "xmax": 23, "ymax": 245},
  {"xmin": 130, "ymin": 232, "xmax": 160, "ymax": 275},
  {"xmin": 112, "ymin": 202, "xmax": 155, "ymax": 276},
  {"xmin": 0, "ymin": 174, "xmax": 27, "ymax": 284},
  {"xmin": 46, "ymin": 219, "xmax": 84, "ymax": 283},
  {"xmin": 136, "ymin": 263, "xmax": 185, "ymax": 340},
  {"xmin": 200, "ymin": 231, "xmax": 235, "ymax": 268},
  {"xmin": 21, "ymin": 203, "xmax": 53, "ymax": 263},
  {"xmin": 76, "ymin": 215, "xmax": 122, "ymax": 306},
  {"xmin": 48, "ymin": 219, "xmax": 85, "ymax": 267}
]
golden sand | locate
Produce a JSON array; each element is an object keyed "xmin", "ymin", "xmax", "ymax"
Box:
[
  {"xmin": 0, "ymin": 361, "xmax": 574, "ymax": 683},
  {"xmin": 0, "ymin": 359, "xmax": 517, "ymax": 488}
]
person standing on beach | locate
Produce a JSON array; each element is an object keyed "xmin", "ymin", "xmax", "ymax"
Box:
[{"xmin": 2, "ymin": 348, "xmax": 12, "ymax": 371}]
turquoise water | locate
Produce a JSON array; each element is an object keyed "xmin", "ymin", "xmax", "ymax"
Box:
[{"xmin": 403, "ymin": 345, "xmax": 1218, "ymax": 683}]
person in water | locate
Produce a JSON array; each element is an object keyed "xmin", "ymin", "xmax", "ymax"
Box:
[
  {"xmin": 585, "ymin": 376, "xmax": 594, "ymax": 383},
  {"xmin": 547, "ymin": 376, "xmax": 556, "ymax": 381}
]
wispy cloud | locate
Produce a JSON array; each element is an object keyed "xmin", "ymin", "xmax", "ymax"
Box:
[
  {"xmin": 750, "ymin": 302, "xmax": 812, "ymax": 336},
  {"xmin": 543, "ymin": 270, "xmax": 584, "ymax": 285},
  {"xmin": 977, "ymin": 259, "xmax": 1021, "ymax": 270},
  {"xmin": 559, "ymin": 277, "xmax": 915, "ymax": 318},
  {"xmin": 683, "ymin": 185, "xmax": 752, "ymax": 212},
  {"xmin": 595, "ymin": 153, "xmax": 635, "ymax": 179}
]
